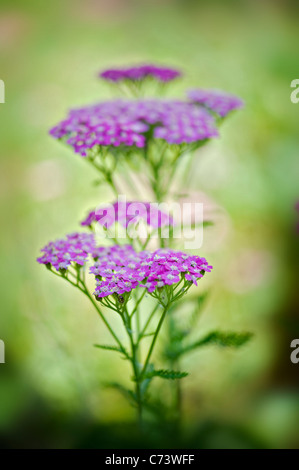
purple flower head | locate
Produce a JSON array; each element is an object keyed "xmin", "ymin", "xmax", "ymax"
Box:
[
  {"xmin": 91, "ymin": 243, "xmax": 137, "ymax": 262},
  {"xmin": 187, "ymin": 89, "xmax": 244, "ymax": 117},
  {"xmin": 81, "ymin": 201, "xmax": 174, "ymax": 229},
  {"xmin": 90, "ymin": 244, "xmax": 144, "ymax": 298},
  {"xmin": 142, "ymin": 249, "xmax": 213, "ymax": 290},
  {"xmin": 37, "ymin": 232, "xmax": 96, "ymax": 271},
  {"xmin": 100, "ymin": 64, "xmax": 181, "ymax": 83},
  {"xmin": 91, "ymin": 247, "xmax": 212, "ymax": 300},
  {"xmin": 49, "ymin": 99, "xmax": 218, "ymax": 156}
]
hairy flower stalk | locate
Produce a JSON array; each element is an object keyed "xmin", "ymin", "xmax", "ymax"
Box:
[{"xmin": 39, "ymin": 63, "xmax": 245, "ymax": 429}]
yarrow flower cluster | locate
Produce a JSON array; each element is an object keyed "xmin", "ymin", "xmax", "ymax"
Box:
[
  {"xmin": 187, "ymin": 89, "xmax": 244, "ymax": 117},
  {"xmin": 38, "ymin": 62, "xmax": 244, "ymax": 427},
  {"xmin": 99, "ymin": 64, "xmax": 181, "ymax": 83},
  {"xmin": 49, "ymin": 99, "xmax": 218, "ymax": 156},
  {"xmin": 37, "ymin": 232, "xmax": 96, "ymax": 271},
  {"xmin": 90, "ymin": 246, "xmax": 212, "ymax": 298},
  {"xmin": 81, "ymin": 200, "xmax": 174, "ymax": 229}
]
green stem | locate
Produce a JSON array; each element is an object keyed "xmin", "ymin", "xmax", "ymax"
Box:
[
  {"xmin": 141, "ymin": 233, "xmax": 151, "ymax": 250},
  {"xmin": 163, "ymin": 150, "xmax": 181, "ymax": 197},
  {"xmin": 158, "ymin": 226, "xmax": 165, "ymax": 248},
  {"xmin": 141, "ymin": 304, "xmax": 169, "ymax": 378},
  {"xmin": 51, "ymin": 269, "xmax": 127, "ymax": 354},
  {"xmin": 131, "ymin": 339, "xmax": 143, "ymax": 428},
  {"xmin": 124, "ymin": 307, "xmax": 143, "ymax": 429},
  {"xmin": 134, "ymin": 293, "xmax": 141, "ymax": 359},
  {"xmin": 105, "ymin": 173, "xmax": 120, "ymax": 199},
  {"xmin": 81, "ymin": 283, "xmax": 125, "ymax": 351},
  {"xmin": 138, "ymin": 303, "xmax": 160, "ymax": 342},
  {"xmin": 172, "ymin": 358, "xmax": 182, "ymax": 430},
  {"xmin": 66, "ymin": 272, "xmax": 125, "ymax": 353},
  {"xmin": 130, "ymin": 289, "xmax": 147, "ymax": 319},
  {"xmin": 88, "ymin": 157, "xmax": 119, "ymax": 198}
]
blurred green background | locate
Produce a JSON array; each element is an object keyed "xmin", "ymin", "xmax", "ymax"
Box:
[{"xmin": 0, "ymin": 0, "xmax": 299, "ymax": 449}]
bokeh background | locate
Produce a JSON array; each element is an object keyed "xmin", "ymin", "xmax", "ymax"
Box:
[{"xmin": 0, "ymin": 0, "xmax": 299, "ymax": 449}]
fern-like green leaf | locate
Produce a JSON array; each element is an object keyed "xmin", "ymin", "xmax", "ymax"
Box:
[
  {"xmin": 181, "ymin": 331, "xmax": 253, "ymax": 356},
  {"xmin": 94, "ymin": 344, "xmax": 129, "ymax": 359},
  {"xmin": 165, "ymin": 331, "xmax": 253, "ymax": 360},
  {"xmin": 144, "ymin": 369, "xmax": 188, "ymax": 380}
]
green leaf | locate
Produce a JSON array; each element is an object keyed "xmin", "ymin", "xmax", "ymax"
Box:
[
  {"xmin": 144, "ymin": 369, "xmax": 189, "ymax": 380},
  {"xmin": 94, "ymin": 344, "xmax": 129, "ymax": 359},
  {"xmin": 165, "ymin": 331, "xmax": 253, "ymax": 360},
  {"xmin": 181, "ymin": 331, "xmax": 253, "ymax": 356},
  {"xmin": 169, "ymin": 330, "xmax": 189, "ymax": 343}
]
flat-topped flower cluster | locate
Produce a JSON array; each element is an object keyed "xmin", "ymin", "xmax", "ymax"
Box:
[
  {"xmin": 99, "ymin": 64, "xmax": 181, "ymax": 83},
  {"xmin": 37, "ymin": 234, "xmax": 212, "ymax": 299},
  {"xmin": 50, "ymin": 65, "xmax": 242, "ymax": 158},
  {"xmin": 37, "ymin": 232, "xmax": 96, "ymax": 271},
  {"xmin": 50, "ymin": 99, "xmax": 219, "ymax": 156},
  {"xmin": 91, "ymin": 246, "xmax": 212, "ymax": 298}
]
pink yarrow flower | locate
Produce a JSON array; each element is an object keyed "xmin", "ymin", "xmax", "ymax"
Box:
[
  {"xmin": 99, "ymin": 64, "xmax": 181, "ymax": 83},
  {"xmin": 187, "ymin": 89, "xmax": 244, "ymax": 117},
  {"xmin": 49, "ymin": 99, "xmax": 218, "ymax": 156},
  {"xmin": 91, "ymin": 247, "xmax": 212, "ymax": 299},
  {"xmin": 37, "ymin": 232, "xmax": 96, "ymax": 271}
]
